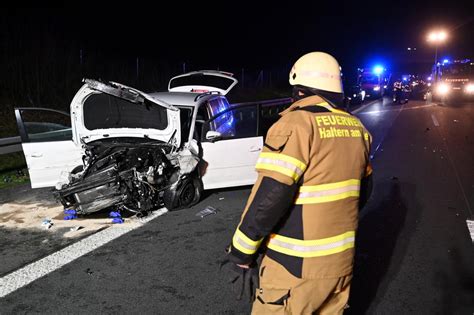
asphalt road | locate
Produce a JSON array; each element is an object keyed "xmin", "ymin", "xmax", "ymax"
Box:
[{"xmin": 1, "ymin": 97, "xmax": 473, "ymax": 314}]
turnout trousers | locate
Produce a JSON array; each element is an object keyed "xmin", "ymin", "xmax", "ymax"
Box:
[{"xmin": 252, "ymin": 257, "xmax": 352, "ymax": 315}]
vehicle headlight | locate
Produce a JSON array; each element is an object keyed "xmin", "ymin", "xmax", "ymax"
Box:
[
  {"xmin": 465, "ymin": 84, "xmax": 474, "ymax": 93},
  {"xmin": 436, "ymin": 83, "xmax": 450, "ymax": 95},
  {"xmin": 373, "ymin": 86, "xmax": 380, "ymax": 91},
  {"xmin": 353, "ymin": 94, "xmax": 357, "ymax": 97}
]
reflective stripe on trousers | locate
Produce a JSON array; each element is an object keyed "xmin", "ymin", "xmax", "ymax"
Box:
[
  {"xmin": 295, "ymin": 179, "xmax": 360, "ymax": 204},
  {"xmin": 267, "ymin": 231, "xmax": 355, "ymax": 258}
]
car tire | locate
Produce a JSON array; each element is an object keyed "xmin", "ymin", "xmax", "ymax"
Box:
[{"xmin": 163, "ymin": 176, "xmax": 202, "ymax": 211}]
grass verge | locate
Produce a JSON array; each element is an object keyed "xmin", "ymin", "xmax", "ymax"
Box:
[{"xmin": 0, "ymin": 153, "xmax": 29, "ymax": 189}]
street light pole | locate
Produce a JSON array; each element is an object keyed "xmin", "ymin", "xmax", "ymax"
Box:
[{"xmin": 427, "ymin": 30, "xmax": 447, "ymax": 82}]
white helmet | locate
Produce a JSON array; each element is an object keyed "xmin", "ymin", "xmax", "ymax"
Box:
[{"xmin": 289, "ymin": 52, "xmax": 343, "ymax": 94}]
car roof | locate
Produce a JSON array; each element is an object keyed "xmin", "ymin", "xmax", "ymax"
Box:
[{"xmin": 150, "ymin": 91, "xmax": 221, "ymax": 108}]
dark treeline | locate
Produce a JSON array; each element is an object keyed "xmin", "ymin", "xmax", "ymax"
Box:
[{"xmin": 0, "ymin": 17, "xmax": 290, "ymax": 137}]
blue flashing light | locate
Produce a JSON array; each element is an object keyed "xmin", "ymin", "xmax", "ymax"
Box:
[
  {"xmin": 442, "ymin": 59, "xmax": 449, "ymax": 64},
  {"xmin": 373, "ymin": 66, "xmax": 384, "ymax": 75}
]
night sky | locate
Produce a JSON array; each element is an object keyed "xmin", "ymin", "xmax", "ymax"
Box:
[
  {"xmin": 3, "ymin": 3, "xmax": 473, "ymax": 67},
  {"xmin": 1, "ymin": 2, "xmax": 473, "ymax": 89}
]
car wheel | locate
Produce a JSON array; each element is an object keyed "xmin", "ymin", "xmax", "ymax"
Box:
[{"xmin": 163, "ymin": 177, "xmax": 202, "ymax": 211}]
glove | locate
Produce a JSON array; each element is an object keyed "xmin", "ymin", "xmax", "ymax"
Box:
[{"xmin": 220, "ymin": 259, "xmax": 259, "ymax": 303}]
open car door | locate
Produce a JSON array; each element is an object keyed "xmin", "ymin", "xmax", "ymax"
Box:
[
  {"xmin": 199, "ymin": 98, "xmax": 262, "ymax": 189},
  {"xmin": 14, "ymin": 108, "xmax": 83, "ymax": 188},
  {"xmin": 168, "ymin": 70, "xmax": 238, "ymax": 95},
  {"xmin": 198, "ymin": 98, "xmax": 293, "ymax": 190}
]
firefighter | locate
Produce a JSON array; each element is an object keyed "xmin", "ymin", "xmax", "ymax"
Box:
[{"xmin": 226, "ymin": 52, "xmax": 373, "ymax": 314}]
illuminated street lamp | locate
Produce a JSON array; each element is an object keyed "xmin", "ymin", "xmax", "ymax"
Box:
[{"xmin": 427, "ymin": 30, "xmax": 448, "ymax": 81}]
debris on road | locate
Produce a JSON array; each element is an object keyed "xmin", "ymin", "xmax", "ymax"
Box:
[
  {"xmin": 109, "ymin": 211, "xmax": 124, "ymax": 224},
  {"xmin": 64, "ymin": 209, "xmax": 77, "ymax": 215},
  {"xmin": 109, "ymin": 211, "xmax": 122, "ymax": 218},
  {"xmin": 219, "ymin": 197, "xmax": 225, "ymax": 201},
  {"xmin": 69, "ymin": 226, "xmax": 84, "ymax": 232},
  {"xmin": 196, "ymin": 206, "xmax": 218, "ymax": 218},
  {"xmin": 41, "ymin": 218, "xmax": 53, "ymax": 229},
  {"xmin": 63, "ymin": 208, "xmax": 78, "ymax": 220}
]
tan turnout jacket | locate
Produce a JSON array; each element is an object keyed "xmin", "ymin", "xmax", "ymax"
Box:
[{"xmin": 231, "ymin": 95, "xmax": 372, "ymax": 279}]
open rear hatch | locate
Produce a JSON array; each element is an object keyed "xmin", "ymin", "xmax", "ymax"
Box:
[{"xmin": 168, "ymin": 70, "xmax": 238, "ymax": 95}]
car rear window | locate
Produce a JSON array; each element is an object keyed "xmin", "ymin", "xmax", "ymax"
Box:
[{"xmin": 83, "ymin": 93, "xmax": 168, "ymax": 130}]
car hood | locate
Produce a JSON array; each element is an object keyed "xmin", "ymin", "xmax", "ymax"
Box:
[{"xmin": 71, "ymin": 79, "xmax": 181, "ymax": 147}]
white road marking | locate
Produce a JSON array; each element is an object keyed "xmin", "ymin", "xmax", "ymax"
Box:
[
  {"xmin": 467, "ymin": 220, "xmax": 474, "ymax": 243},
  {"xmin": 358, "ymin": 104, "xmax": 435, "ymax": 115},
  {"xmin": 351, "ymin": 99, "xmax": 380, "ymax": 114},
  {"xmin": 431, "ymin": 114, "xmax": 440, "ymax": 127},
  {"xmin": 0, "ymin": 208, "xmax": 168, "ymax": 298}
]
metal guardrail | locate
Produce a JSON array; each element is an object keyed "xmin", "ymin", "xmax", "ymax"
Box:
[
  {"xmin": 0, "ymin": 97, "xmax": 293, "ymax": 156},
  {"xmin": 231, "ymin": 97, "xmax": 292, "ymax": 108},
  {"xmin": 0, "ymin": 136, "xmax": 22, "ymax": 155}
]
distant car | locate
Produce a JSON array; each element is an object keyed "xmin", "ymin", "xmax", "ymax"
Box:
[
  {"xmin": 344, "ymin": 84, "xmax": 366, "ymax": 106},
  {"xmin": 15, "ymin": 71, "xmax": 291, "ymax": 215}
]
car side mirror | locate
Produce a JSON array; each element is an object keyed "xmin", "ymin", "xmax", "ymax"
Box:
[{"xmin": 206, "ymin": 131, "xmax": 222, "ymax": 142}]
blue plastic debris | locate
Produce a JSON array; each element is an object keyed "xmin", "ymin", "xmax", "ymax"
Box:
[
  {"xmin": 109, "ymin": 211, "xmax": 122, "ymax": 218},
  {"xmin": 112, "ymin": 218, "xmax": 124, "ymax": 224},
  {"xmin": 64, "ymin": 209, "xmax": 77, "ymax": 215},
  {"xmin": 64, "ymin": 215, "xmax": 78, "ymax": 220}
]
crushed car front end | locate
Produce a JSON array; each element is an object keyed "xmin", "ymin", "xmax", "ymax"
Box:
[{"xmin": 56, "ymin": 79, "xmax": 201, "ymax": 215}]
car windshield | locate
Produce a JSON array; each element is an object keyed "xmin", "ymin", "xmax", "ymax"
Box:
[
  {"xmin": 360, "ymin": 75, "xmax": 379, "ymax": 84},
  {"xmin": 443, "ymin": 64, "xmax": 473, "ymax": 76}
]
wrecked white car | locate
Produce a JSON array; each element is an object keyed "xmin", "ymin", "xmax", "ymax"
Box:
[{"xmin": 15, "ymin": 71, "xmax": 291, "ymax": 215}]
